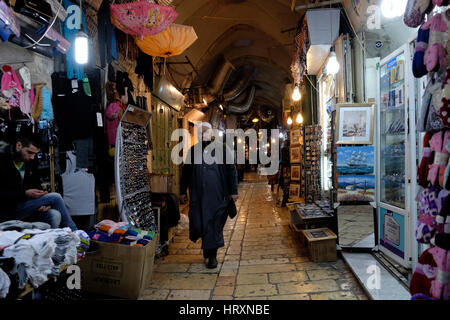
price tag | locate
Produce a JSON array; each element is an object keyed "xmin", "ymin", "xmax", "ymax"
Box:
[{"xmin": 96, "ymin": 112, "xmax": 103, "ymax": 127}]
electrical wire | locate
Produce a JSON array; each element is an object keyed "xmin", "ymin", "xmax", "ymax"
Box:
[{"xmin": 23, "ymin": 0, "xmax": 63, "ymax": 49}]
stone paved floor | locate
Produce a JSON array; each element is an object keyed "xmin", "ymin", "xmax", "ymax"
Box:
[
  {"xmin": 143, "ymin": 182, "xmax": 369, "ymax": 300},
  {"xmin": 337, "ymin": 206, "xmax": 374, "ymax": 247}
]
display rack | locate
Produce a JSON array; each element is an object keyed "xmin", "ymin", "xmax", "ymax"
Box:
[
  {"xmin": 115, "ymin": 105, "xmax": 156, "ymax": 231},
  {"xmin": 302, "ymin": 125, "xmax": 323, "ymax": 203}
]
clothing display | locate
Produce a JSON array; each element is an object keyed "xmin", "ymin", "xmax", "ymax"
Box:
[
  {"xmin": 105, "ymin": 101, "xmax": 125, "ymax": 146},
  {"xmin": 62, "ymin": 0, "xmax": 88, "ymax": 81},
  {"xmin": 0, "ymin": 227, "xmax": 80, "ymax": 289},
  {"xmin": 406, "ymin": 6, "xmax": 450, "ymax": 300},
  {"xmin": 0, "ymin": 220, "xmax": 50, "ymax": 232},
  {"xmin": 85, "ymin": 219, "xmax": 155, "ymax": 247},
  {"xmin": 0, "ymin": 267, "xmax": 10, "ymax": 298},
  {"xmin": 97, "ymin": 0, "xmax": 118, "ymax": 69},
  {"xmin": 61, "ymin": 151, "xmax": 95, "ymax": 216}
]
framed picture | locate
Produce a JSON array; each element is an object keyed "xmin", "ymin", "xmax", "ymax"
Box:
[
  {"xmin": 337, "ymin": 174, "xmax": 375, "ymax": 202},
  {"xmin": 289, "ymin": 183, "xmax": 300, "ymax": 199},
  {"xmin": 291, "ymin": 165, "xmax": 301, "ymax": 181},
  {"xmin": 335, "ymin": 103, "xmax": 374, "ymax": 145},
  {"xmin": 290, "ymin": 129, "xmax": 302, "ymax": 145},
  {"xmin": 290, "ymin": 147, "xmax": 301, "ymax": 163},
  {"xmin": 337, "ymin": 146, "xmax": 374, "ymax": 174}
]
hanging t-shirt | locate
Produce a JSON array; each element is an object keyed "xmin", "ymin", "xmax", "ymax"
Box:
[{"xmin": 62, "ymin": 0, "xmax": 88, "ymax": 81}]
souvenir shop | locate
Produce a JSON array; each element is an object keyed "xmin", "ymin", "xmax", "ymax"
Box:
[
  {"xmin": 283, "ymin": 1, "xmax": 450, "ymax": 300},
  {"xmin": 0, "ymin": 0, "xmax": 189, "ymax": 300}
]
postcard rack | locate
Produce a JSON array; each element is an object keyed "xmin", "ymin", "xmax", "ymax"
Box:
[{"xmin": 302, "ymin": 125, "xmax": 323, "ymax": 204}]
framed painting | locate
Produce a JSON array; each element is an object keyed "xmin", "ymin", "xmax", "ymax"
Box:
[
  {"xmin": 337, "ymin": 174, "xmax": 375, "ymax": 202},
  {"xmin": 289, "ymin": 183, "xmax": 300, "ymax": 199},
  {"xmin": 335, "ymin": 103, "xmax": 374, "ymax": 145},
  {"xmin": 291, "ymin": 165, "xmax": 301, "ymax": 181},
  {"xmin": 337, "ymin": 146, "xmax": 374, "ymax": 174},
  {"xmin": 290, "ymin": 129, "xmax": 302, "ymax": 145},
  {"xmin": 290, "ymin": 147, "xmax": 301, "ymax": 163}
]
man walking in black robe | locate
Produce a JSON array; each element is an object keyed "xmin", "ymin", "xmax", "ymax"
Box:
[{"xmin": 180, "ymin": 122, "xmax": 238, "ymax": 268}]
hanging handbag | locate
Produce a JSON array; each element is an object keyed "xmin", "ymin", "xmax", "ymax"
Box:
[{"xmin": 14, "ymin": 0, "xmax": 53, "ymax": 25}]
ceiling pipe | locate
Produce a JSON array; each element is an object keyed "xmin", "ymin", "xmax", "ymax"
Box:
[
  {"xmin": 223, "ymin": 65, "xmax": 256, "ymax": 102},
  {"xmin": 226, "ymin": 85, "xmax": 256, "ymax": 114},
  {"xmin": 293, "ymin": 0, "xmax": 342, "ymax": 11},
  {"xmin": 207, "ymin": 56, "xmax": 235, "ymax": 97}
]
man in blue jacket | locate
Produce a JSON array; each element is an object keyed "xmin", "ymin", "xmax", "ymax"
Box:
[{"xmin": 0, "ymin": 134, "xmax": 77, "ymax": 230}]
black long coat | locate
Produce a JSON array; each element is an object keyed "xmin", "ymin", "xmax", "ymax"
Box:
[{"xmin": 180, "ymin": 142, "xmax": 238, "ymax": 250}]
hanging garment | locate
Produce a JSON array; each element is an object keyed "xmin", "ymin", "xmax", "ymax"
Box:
[
  {"xmin": 39, "ymin": 86, "xmax": 54, "ymax": 121},
  {"xmin": 97, "ymin": 0, "xmax": 118, "ymax": 68},
  {"xmin": 417, "ymin": 72, "xmax": 446, "ymax": 132},
  {"xmin": 105, "ymin": 101, "xmax": 125, "ymax": 146},
  {"xmin": 74, "ymin": 137, "xmax": 94, "ymax": 168},
  {"xmin": 1, "ymin": 65, "xmax": 22, "ymax": 108},
  {"xmin": 19, "ymin": 88, "xmax": 34, "ymax": 116},
  {"xmin": 61, "ymin": 151, "xmax": 95, "ymax": 216},
  {"xmin": 62, "ymin": 0, "xmax": 87, "ymax": 81},
  {"xmin": 135, "ymin": 50, "xmax": 153, "ymax": 90},
  {"xmin": 51, "ymin": 72, "xmax": 95, "ymax": 143},
  {"xmin": 416, "ymin": 187, "xmax": 440, "ymax": 244},
  {"xmin": 429, "ymin": 234, "xmax": 450, "ymax": 300},
  {"xmin": 410, "ymin": 248, "xmax": 437, "ymax": 297},
  {"xmin": 32, "ymin": 84, "xmax": 44, "ymax": 122},
  {"xmin": 428, "ymin": 131, "xmax": 450, "ymax": 186}
]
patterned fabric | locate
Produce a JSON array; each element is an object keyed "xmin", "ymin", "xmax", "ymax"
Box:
[
  {"xmin": 404, "ymin": 0, "xmax": 434, "ymax": 28},
  {"xmin": 429, "ymin": 244, "xmax": 450, "ymax": 300},
  {"xmin": 417, "ymin": 187, "xmax": 440, "ymax": 243}
]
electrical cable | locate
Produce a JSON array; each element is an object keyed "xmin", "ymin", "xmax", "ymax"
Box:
[{"xmin": 23, "ymin": 0, "xmax": 63, "ymax": 49}]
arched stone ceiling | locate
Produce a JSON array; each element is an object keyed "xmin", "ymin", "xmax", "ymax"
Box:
[{"xmin": 164, "ymin": 0, "xmax": 315, "ymax": 113}]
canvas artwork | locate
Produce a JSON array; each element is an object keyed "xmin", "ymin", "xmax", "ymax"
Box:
[
  {"xmin": 337, "ymin": 146, "xmax": 374, "ymax": 174},
  {"xmin": 338, "ymin": 174, "xmax": 375, "ymax": 202},
  {"xmin": 291, "ymin": 165, "xmax": 301, "ymax": 181},
  {"xmin": 289, "ymin": 183, "xmax": 300, "ymax": 198},
  {"xmin": 290, "ymin": 147, "xmax": 301, "ymax": 163},
  {"xmin": 290, "ymin": 129, "xmax": 302, "ymax": 145},
  {"xmin": 336, "ymin": 104, "xmax": 374, "ymax": 145}
]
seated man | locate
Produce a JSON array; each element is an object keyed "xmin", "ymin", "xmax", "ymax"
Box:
[{"xmin": 0, "ymin": 134, "xmax": 77, "ymax": 231}]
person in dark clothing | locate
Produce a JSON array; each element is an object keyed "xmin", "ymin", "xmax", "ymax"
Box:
[
  {"xmin": 0, "ymin": 135, "xmax": 77, "ymax": 230},
  {"xmin": 180, "ymin": 123, "xmax": 238, "ymax": 269}
]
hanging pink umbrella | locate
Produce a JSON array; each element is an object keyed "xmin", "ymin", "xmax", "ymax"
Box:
[{"xmin": 110, "ymin": 1, "xmax": 178, "ymax": 39}]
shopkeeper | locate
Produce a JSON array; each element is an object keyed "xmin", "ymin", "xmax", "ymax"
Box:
[{"xmin": 0, "ymin": 134, "xmax": 77, "ymax": 231}]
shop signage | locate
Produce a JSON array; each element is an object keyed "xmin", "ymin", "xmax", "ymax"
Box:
[
  {"xmin": 379, "ymin": 208, "xmax": 405, "ymax": 259},
  {"xmin": 386, "ymin": 57, "xmax": 397, "ymax": 70}
]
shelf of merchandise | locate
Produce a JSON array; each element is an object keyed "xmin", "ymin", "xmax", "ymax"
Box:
[{"xmin": 377, "ymin": 44, "xmax": 418, "ymax": 269}]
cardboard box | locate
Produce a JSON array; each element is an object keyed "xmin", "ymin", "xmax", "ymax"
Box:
[
  {"xmin": 77, "ymin": 237, "xmax": 157, "ymax": 299},
  {"xmin": 301, "ymin": 228, "xmax": 337, "ymax": 263}
]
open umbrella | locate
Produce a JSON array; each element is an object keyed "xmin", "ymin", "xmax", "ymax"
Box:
[
  {"xmin": 110, "ymin": 1, "xmax": 178, "ymax": 39},
  {"xmin": 135, "ymin": 23, "xmax": 197, "ymax": 58}
]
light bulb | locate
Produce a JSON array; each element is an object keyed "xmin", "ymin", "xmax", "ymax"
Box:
[
  {"xmin": 238, "ymin": 138, "xmax": 242, "ymax": 143},
  {"xmin": 219, "ymin": 104, "xmax": 223, "ymax": 111},
  {"xmin": 252, "ymin": 118, "xmax": 259, "ymax": 123},
  {"xmin": 326, "ymin": 52, "xmax": 340, "ymax": 76},
  {"xmin": 381, "ymin": 0, "xmax": 407, "ymax": 18},
  {"xmin": 74, "ymin": 31, "xmax": 89, "ymax": 64},
  {"xmin": 272, "ymin": 138, "xmax": 276, "ymax": 143},
  {"xmin": 287, "ymin": 117, "xmax": 293, "ymax": 125},
  {"xmin": 292, "ymin": 85, "xmax": 301, "ymax": 101},
  {"xmin": 279, "ymin": 132, "xmax": 284, "ymax": 139},
  {"xmin": 296, "ymin": 113, "xmax": 303, "ymax": 124}
]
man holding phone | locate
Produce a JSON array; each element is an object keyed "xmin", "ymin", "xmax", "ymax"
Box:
[{"xmin": 0, "ymin": 134, "xmax": 77, "ymax": 231}]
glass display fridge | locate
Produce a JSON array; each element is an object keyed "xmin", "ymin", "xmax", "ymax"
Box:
[{"xmin": 377, "ymin": 43, "xmax": 418, "ymax": 269}]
